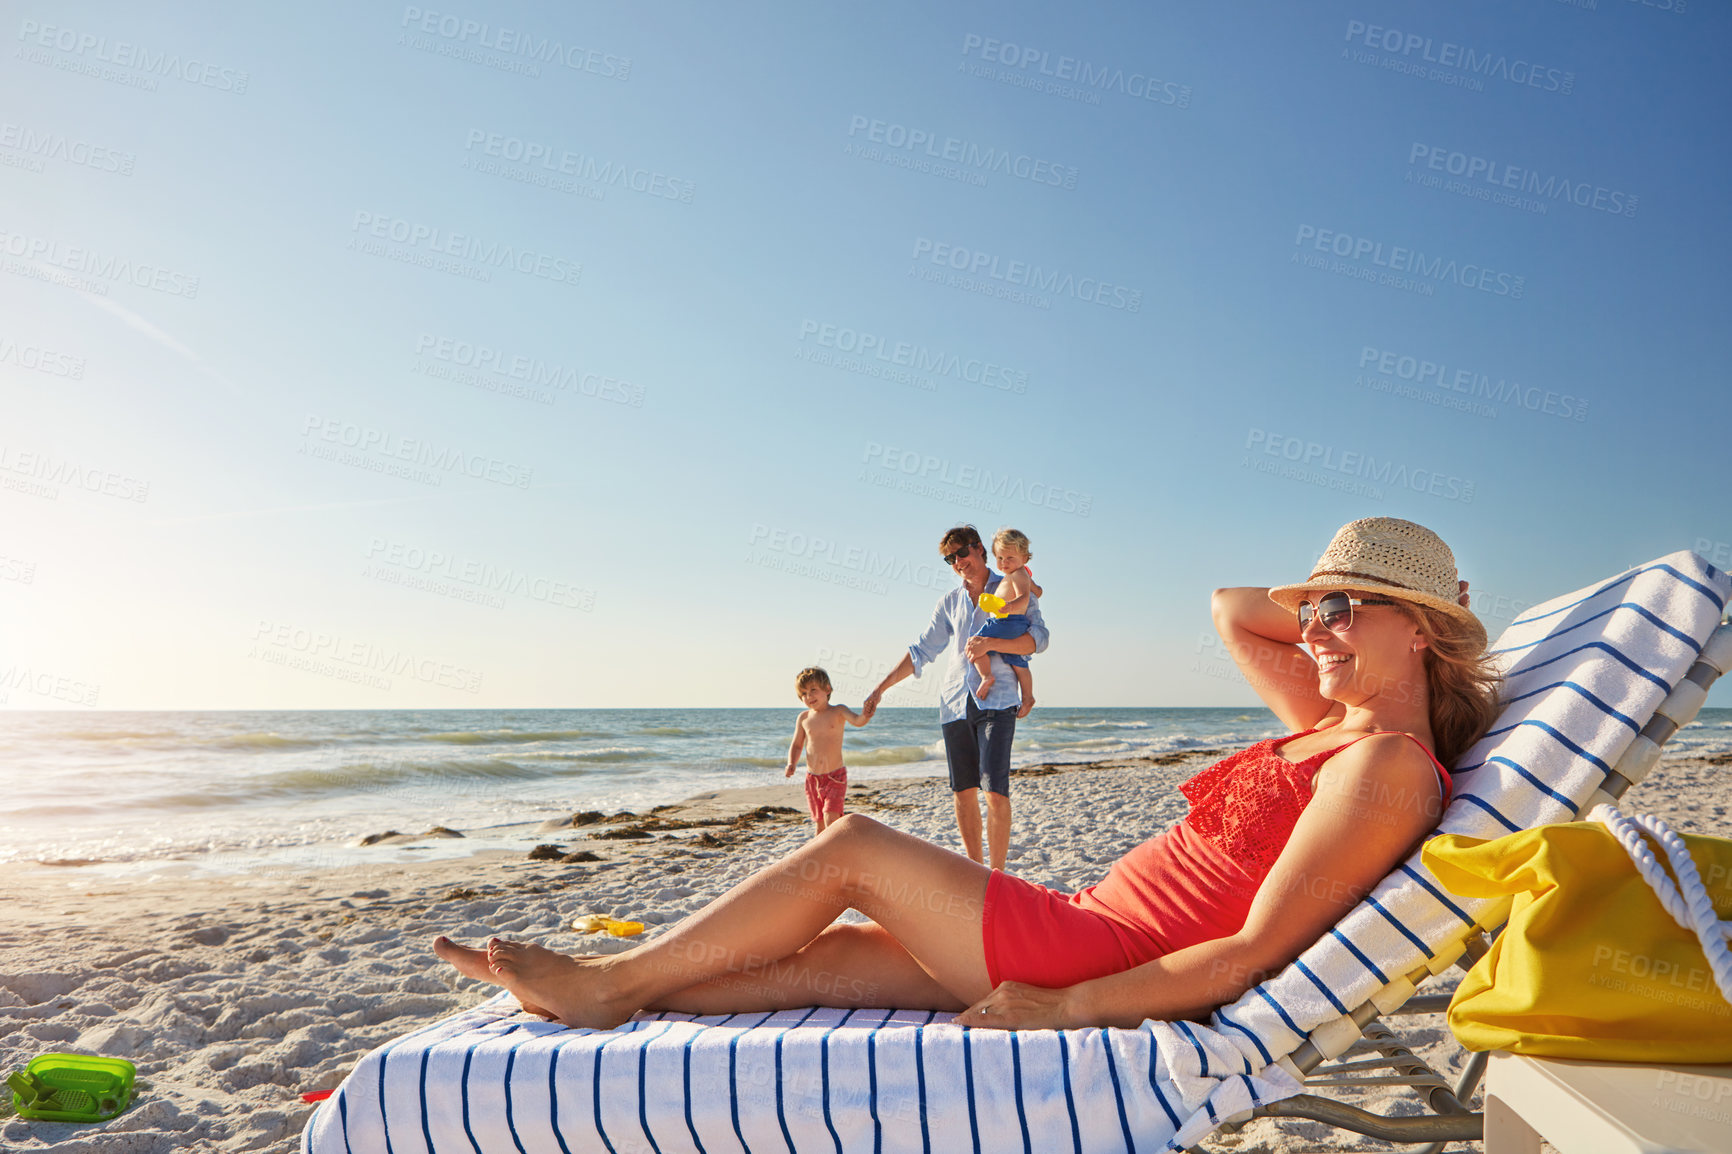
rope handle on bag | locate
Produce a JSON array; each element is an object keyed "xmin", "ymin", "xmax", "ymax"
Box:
[{"xmin": 1590, "ymin": 804, "xmax": 1732, "ymax": 1005}]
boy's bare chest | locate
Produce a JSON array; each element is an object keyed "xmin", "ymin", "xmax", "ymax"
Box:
[{"xmin": 803, "ymin": 712, "xmax": 844, "ymax": 738}]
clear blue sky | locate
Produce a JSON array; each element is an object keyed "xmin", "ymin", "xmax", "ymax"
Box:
[{"xmin": 2, "ymin": 0, "xmax": 1727, "ymax": 709}]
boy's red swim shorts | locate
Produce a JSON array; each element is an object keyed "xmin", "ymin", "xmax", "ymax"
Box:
[{"xmin": 804, "ymin": 767, "xmax": 847, "ymax": 822}]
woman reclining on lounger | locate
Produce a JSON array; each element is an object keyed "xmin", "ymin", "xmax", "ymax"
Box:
[{"xmin": 435, "ymin": 517, "xmax": 1500, "ymax": 1031}]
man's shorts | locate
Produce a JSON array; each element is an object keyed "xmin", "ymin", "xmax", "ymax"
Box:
[
  {"xmin": 941, "ymin": 698, "xmax": 1016, "ymax": 795},
  {"xmin": 804, "ymin": 767, "xmax": 847, "ymax": 822}
]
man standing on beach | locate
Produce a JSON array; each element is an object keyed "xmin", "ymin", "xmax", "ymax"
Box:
[{"xmin": 862, "ymin": 525, "xmax": 1048, "ymax": 872}]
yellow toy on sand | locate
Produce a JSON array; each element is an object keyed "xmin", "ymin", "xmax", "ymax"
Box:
[
  {"xmin": 570, "ymin": 915, "xmax": 645, "ymax": 937},
  {"xmin": 977, "ymin": 593, "xmax": 1009, "ymax": 619}
]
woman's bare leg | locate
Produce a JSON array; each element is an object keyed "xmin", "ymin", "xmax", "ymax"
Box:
[
  {"xmin": 436, "ymin": 925, "xmax": 957, "ymax": 1017},
  {"xmin": 432, "ymin": 814, "xmax": 992, "ymax": 1028},
  {"xmin": 646, "ymin": 921, "xmax": 964, "ymax": 1015}
]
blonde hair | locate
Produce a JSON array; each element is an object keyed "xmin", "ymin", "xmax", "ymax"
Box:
[
  {"xmin": 992, "ymin": 528, "xmax": 1032, "ymax": 559},
  {"xmin": 794, "ymin": 667, "xmax": 832, "ymax": 695},
  {"xmin": 1390, "ymin": 601, "xmax": 1502, "ymax": 767}
]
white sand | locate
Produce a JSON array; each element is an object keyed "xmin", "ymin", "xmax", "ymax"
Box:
[{"xmin": 1, "ymin": 752, "xmax": 1726, "ymax": 1153}]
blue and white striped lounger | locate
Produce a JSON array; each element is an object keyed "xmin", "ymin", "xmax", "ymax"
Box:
[{"xmin": 302, "ymin": 551, "xmax": 1729, "ymax": 1154}]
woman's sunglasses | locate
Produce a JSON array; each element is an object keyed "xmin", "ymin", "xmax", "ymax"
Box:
[{"xmin": 1297, "ymin": 592, "xmax": 1396, "ymax": 632}]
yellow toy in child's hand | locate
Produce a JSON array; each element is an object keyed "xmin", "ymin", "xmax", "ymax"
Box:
[
  {"xmin": 977, "ymin": 593, "xmax": 1008, "ymax": 618},
  {"xmin": 570, "ymin": 914, "xmax": 646, "ymax": 937}
]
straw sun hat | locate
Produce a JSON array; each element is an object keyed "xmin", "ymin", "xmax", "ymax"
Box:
[{"xmin": 1267, "ymin": 517, "xmax": 1487, "ymax": 647}]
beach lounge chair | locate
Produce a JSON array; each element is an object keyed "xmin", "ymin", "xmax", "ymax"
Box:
[{"xmin": 301, "ymin": 551, "xmax": 1731, "ymax": 1154}]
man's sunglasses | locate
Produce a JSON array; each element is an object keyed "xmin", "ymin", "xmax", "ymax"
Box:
[
  {"xmin": 942, "ymin": 546, "xmax": 976, "ymax": 567},
  {"xmin": 1297, "ymin": 592, "xmax": 1396, "ymax": 632}
]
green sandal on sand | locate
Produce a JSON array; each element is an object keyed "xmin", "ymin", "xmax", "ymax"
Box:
[{"xmin": 6, "ymin": 1054, "xmax": 136, "ymax": 1122}]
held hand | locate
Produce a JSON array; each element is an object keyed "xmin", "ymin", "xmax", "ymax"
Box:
[
  {"xmin": 861, "ymin": 691, "xmax": 880, "ymax": 721},
  {"xmin": 963, "ymin": 636, "xmax": 998, "ymax": 662},
  {"xmin": 1458, "ymin": 579, "xmax": 1471, "ymax": 609},
  {"xmin": 959, "ymin": 981, "xmax": 1077, "ymax": 1032}
]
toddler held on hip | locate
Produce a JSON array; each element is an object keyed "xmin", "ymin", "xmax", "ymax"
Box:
[
  {"xmin": 972, "ymin": 528, "xmax": 1043, "ymax": 717},
  {"xmin": 785, "ymin": 666, "xmax": 870, "ymax": 834}
]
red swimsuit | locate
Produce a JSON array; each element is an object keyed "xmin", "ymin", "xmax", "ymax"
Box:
[{"xmin": 979, "ymin": 729, "xmax": 1452, "ymax": 988}]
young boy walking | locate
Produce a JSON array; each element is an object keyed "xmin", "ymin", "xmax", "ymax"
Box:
[{"xmin": 785, "ymin": 667, "xmax": 869, "ymax": 834}]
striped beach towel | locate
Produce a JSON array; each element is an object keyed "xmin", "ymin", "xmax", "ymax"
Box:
[
  {"xmin": 303, "ymin": 998, "xmax": 1297, "ymax": 1153},
  {"xmin": 303, "ymin": 552, "xmax": 1728, "ymax": 1154}
]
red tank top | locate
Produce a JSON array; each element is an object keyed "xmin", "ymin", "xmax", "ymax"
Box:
[{"xmin": 1069, "ymin": 728, "xmax": 1451, "ymax": 953}]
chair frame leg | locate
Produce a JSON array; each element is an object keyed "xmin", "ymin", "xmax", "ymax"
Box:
[{"xmin": 1408, "ymin": 1049, "xmax": 1492, "ymax": 1154}]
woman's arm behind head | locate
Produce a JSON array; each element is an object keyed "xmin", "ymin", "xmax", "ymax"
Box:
[{"xmin": 1210, "ymin": 587, "xmax": 1342, "ymax": 734}]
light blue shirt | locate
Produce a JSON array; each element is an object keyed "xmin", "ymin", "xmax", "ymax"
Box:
[{"xmin": 908, "ymin": 572, "xmax": 1050, "ymax": 723}]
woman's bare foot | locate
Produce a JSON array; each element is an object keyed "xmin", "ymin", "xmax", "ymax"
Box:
[
  {"xmin": 485, "ymin": 938, "xmax": 636, "ymax": 1030},
  {"xmin": 432, "ymin": 935, "xmax": 560, "ymax": 1018}
]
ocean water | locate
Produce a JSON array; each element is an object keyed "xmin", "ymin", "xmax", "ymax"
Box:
[
  {"xmin": 2, "ymin": 706, "xmax": 1727, "ymax": 874},
  {"xmin": 0, "ymin": 707, "xmax": 1287, "ymax": 871}
]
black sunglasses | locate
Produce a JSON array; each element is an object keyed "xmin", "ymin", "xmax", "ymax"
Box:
[
  {"xmin": 1297, "ymin": 592, "xmax": 1396, "ymax": 632},
  {"xmin": 942, "ymin": 546, "xmax": 976, "ymax": 567}
]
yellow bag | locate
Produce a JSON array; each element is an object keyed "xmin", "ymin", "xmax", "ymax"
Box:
[{"xmin": 1423, "ymin": 811, "xmax": 1732, "ymax": 1063}]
